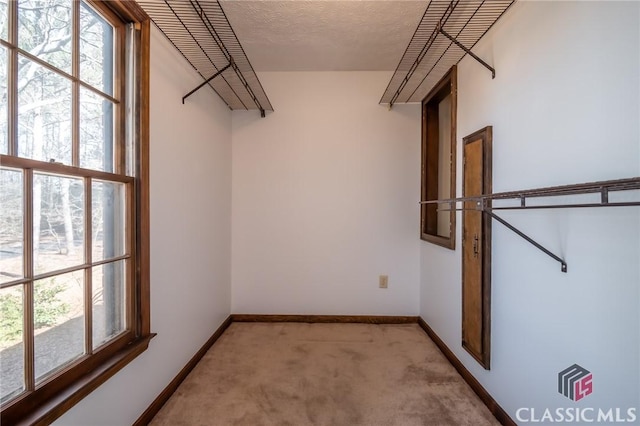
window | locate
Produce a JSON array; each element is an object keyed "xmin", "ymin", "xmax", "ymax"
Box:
[
  {"xmin": 0, "ymin": 1, "xmax": 150, "ymax": 423},
  {"xmin": 421, "ymin": 66, "xmax": 457, "ymax": 249}
]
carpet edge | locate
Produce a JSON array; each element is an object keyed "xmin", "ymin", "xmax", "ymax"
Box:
[
  {"xmin": 417, "ymin": 317, "xmax": 516, "ymax": 426},
  {"xmin": 133, "ymin": 315, "xmax": 233, "ymax": 426}
]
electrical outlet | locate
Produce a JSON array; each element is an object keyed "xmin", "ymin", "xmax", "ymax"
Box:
[{"xmin": 379, "ymin": 275, "xmax": 388, "ymax": 289}]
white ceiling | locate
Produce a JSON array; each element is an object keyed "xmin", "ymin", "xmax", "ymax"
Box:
[{"xmin": 219, "ymin": 0, "xmax": 429, "ymax": 71}]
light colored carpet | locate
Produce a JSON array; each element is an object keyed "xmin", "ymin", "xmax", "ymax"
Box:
[{"xmin": 150, "ymin": 323, "xmax": 499, "ymax": 426}]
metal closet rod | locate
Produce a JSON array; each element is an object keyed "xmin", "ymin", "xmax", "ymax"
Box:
[
  {"xmin": 420, "ymin": 177, "xmax": 640, "ymax": 207},
  {"xmin": 420, "ymin": 176, "xmax": 640, "ymax": 273}
]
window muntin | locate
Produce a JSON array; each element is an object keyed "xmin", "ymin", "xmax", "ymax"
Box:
[{"xmin": 0, "ymin": 1, "xmax": 149, "ymax": 420}]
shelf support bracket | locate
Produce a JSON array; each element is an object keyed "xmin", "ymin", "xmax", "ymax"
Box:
[
  {"xmin": 182, "ymin": 61, "xmax": 233, "ymax": 104},
  {"xmin": 483, "ymin": 209, "xmax": 568, "ymax": 273},
  {"xmin": 439, "ymin": 26, "xmax": 495, "ymax": 79}
]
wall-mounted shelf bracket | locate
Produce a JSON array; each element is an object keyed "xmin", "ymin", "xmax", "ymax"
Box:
[
  {"xmin": 438, "ymin": 24, "xmax": 495, "ymax": 79},
  {"xmin": 181, "ymin": 58, "xmax": 267, "ymax": 118},
  {"xmin": 420, "ymin": 177, "xmax": 640, "ymax": 273},
  {"xmin": 483, "ymin": 208, "xmax": 567, "ymax": 272},
  {"xmin": 182, "ymin": 61, "xmax": 233, "ymax": 104}
]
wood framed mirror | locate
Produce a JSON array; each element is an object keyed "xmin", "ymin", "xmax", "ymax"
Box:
[{"xmin": 461, "ymin": 126, "xmax": 492, "ymax": 369}]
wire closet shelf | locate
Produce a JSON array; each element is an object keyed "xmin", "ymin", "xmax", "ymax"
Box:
[
  {"xmin": 381, "ymin": 0, "xmax": 515, "ymax": 107},
  {"xmin": 136, "ymin": 0, "xmax": 273, "ymax": 116}
]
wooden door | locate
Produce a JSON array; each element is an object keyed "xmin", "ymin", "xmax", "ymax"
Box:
[{"xmin": 462, "ymin": 127, "xmax": 492, "ymax": 369}]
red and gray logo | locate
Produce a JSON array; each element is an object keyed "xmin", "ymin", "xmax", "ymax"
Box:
[{"xmin": 558, "ymin": 364, "xmax": 593, "ymax": 401}]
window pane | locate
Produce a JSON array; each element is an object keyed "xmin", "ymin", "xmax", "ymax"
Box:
[
  {"xmin": 0, "ymin": 0, "xmax": 7, "ymax": 41},
  {"xmin": 17, "ymin": 56, "xmax": 72, "ymax": 164},
  {"xmin": 92, "ymin": 260, "xmax": 125, "ymax": 349},
  {"xmin": 437, "ymin": 94, "xmax": 452, "ymax": 238},
  {"xmin": 34, "ymin": 270, "xmax": 85, "ymax": 382},
  {"xmin": 0, "ymin": 45, "xmax": 7, "ymax": 155},
  {"xmin": 34, "ymin": 173, "xmax": 84, "ymax": 275},
  {"xmin": 92, "ymin": 180, "xmax": 125, "ymax": 261},
  {"xmin": 0, "ymin": 169, "xmax": 24, "ymax": 284},
  {"xmin": 18, "ymin": 0, "xmax": 72, "ymax": 73},
  {"xmin": 80, "ymin": 2, "xmax": 113, "ymax": 95},
  {"xmin": 80, "ymin": 88, "xmax": 114, "ymax": 172},
  {"xmin": 0, "ymin": 285, "xmax": 25, "ymax": 403}
]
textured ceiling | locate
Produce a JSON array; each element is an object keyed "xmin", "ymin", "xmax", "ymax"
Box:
[{"xmin": 219, "ymin": 0, "xmax": 430, "ymax": 71}]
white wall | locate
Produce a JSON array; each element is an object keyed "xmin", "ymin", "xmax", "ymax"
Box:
[
  {"xmin": 232, "ymin": 72, "xmax": 421, "ymax": 315},
  {"xmin": 54, "ymin": 2, "xmax": 640, "ymax": 423},
  {"xmin": 420, "ymin": 0, "xmax": 640, "ymax": 420},
  {"xmin": 55, "ymin": 26, "xmax": 233, "ymax": 425}
]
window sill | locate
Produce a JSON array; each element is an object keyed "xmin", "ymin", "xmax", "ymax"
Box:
[{"xmin": 5, "ymin": 333, "xmax": 156, "ymax": 426}]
